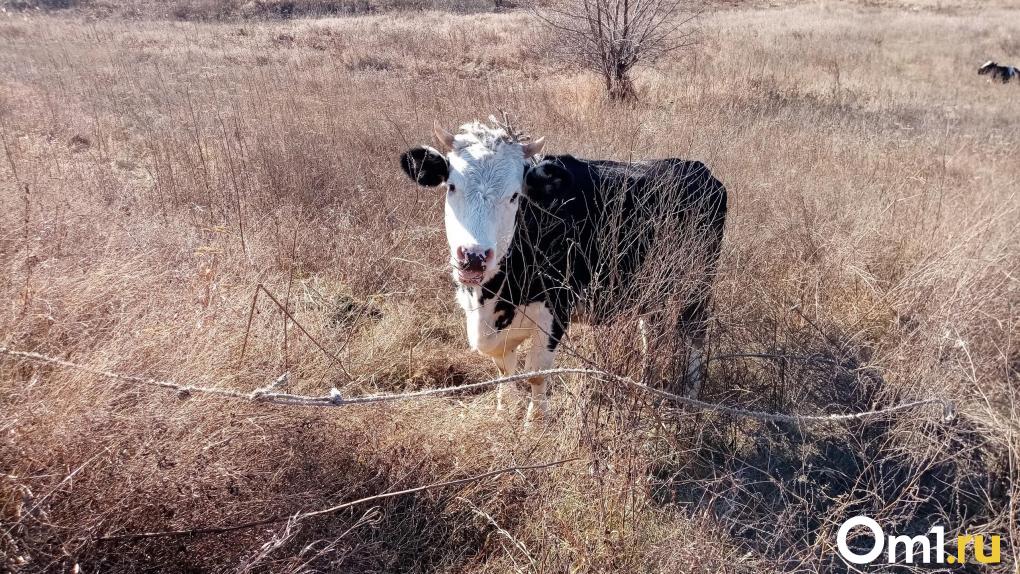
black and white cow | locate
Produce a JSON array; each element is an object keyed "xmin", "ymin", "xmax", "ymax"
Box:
[
  {"xmin": 400, "ymin": 121, "xmax": 727, "ymax": 422},
  {"xmin": 978, "ymin": 61, "xmax": 1018, "ymax": 84}
]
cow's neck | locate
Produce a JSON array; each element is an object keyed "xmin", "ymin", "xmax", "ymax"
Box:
[{"xmin": 456, "ymin": 190, "xmax": 574, "ymax": 322}]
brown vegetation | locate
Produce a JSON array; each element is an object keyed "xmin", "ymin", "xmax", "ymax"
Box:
[{"xmin": 0, "ymin": 2, "xmax": 1017, "ymax": 572}]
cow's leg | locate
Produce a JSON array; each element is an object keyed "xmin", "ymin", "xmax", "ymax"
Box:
[
  {"xmin": 521, "ymin": 307, "xmax": 566, "ymax": 425},
  {"xmin": 679, "ymin": 295, "xmax": 711, "ymax": 399},
  {"xmin": 523, "ymin": 331, "xmax": 557, "ymax": 424},
  {"xmin": 686, "ymin": 336, "xmax": 706, "ymax": 399},
  {"xmin": 476, "ymin": 333, "xmax": 525, "ymax": 413},
  {"xmin": 678, "ymin": 223, "xmax": 723, "ymax": 399},
  {"xmin": 491, "ymin": 350, "xmax": 518, "ymax": 412},
  {"xmin": 638, "ymin": 318, "xmax": 649, "ymax": 355}
]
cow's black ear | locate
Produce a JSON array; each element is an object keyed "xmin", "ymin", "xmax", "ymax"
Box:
[
  {"xmin": 400, "ymin": 146, "xmax": 448, "ymax": 187},
  {"xmin": 524, "ymin": 161, "xmax": 573, "ymax": 202}
]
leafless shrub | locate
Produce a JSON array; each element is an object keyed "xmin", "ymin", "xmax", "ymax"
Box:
[{"xmin": 538, "ymin": 0, "xmax": 700, "ymax": 100}]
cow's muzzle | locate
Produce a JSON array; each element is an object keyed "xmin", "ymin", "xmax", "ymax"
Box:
[{"xmin": 454, "ymin": 246, "xmax": 493, "ymax": 286}]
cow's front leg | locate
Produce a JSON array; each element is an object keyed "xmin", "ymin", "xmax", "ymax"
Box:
[
  {"xmin": 523, "ymin": 329, "xmax": 560, "ymax": 425},
  {"xmin": 685, "ymin": 337, "xmax": 706, "ymax": 399},
  {"xmin": 491, "ymin": 350, "xmax": 518, "ymax": 412}
]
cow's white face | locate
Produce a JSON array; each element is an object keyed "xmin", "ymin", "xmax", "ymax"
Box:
[
  {"xmin": 400, "ymin": 121, "xmax": 544, "ymax": 287},
  {"xmin": 443, "ymin": 136, "xmax": 529, "ymax": 285}
]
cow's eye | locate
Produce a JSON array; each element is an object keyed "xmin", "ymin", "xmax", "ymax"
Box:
[{"xmin": 447, "ymin": 184, "xmax": 456, "ymax": 193}]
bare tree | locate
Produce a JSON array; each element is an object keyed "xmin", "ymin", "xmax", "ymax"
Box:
[{"xmin": 538, "ymin": 0, "xmax": 700, "ymax": 100}]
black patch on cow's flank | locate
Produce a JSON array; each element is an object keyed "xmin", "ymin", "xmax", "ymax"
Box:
[{"xmin": 509, "ymin": 154, "xmax": 727, "ymax": 351}]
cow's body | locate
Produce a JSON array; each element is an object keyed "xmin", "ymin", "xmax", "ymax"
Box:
[
  {"xmin": 400, "ymin": 121, "xmax": 727, "ymax": 422},
  {"xmin": 978, "ymin": 61, "xmax": 1018, "ymax": 83}
]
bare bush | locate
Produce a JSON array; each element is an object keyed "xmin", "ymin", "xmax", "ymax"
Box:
[{"xmin": 538, "ymin": 0, "xmax": 699, "ymax": 100}]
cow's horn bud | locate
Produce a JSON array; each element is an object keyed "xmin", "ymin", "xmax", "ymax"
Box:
[
  {"xmin": 433, "ymin": 121, "xmax": 456, "ymax": 151},
  {"xmin": 522, "ymin": 137, "xmax": 545, "ymax": 158}
]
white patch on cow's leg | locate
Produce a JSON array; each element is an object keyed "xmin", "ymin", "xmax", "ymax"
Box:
[
  {"xmin": 491, "ymin": 350, "xmax": 518, "ymax": 412},
  {"xmin": 638, "ymin": 318, "xmax": 649, "ymax": 356},
  {"xmin": 468, "ymin": 299, "xmax": 551, "ymax": 417},
  {"xmin": 685, "ymin": 341, "xmax": 705, "ymax": 399},
  {"xmin": 638, "ymin": 316, "xmax": 653, "ymax": 380},
  {"xmin": 496, "ymin": 379, "xmax": 505, "ymax": 412},
  {"xmin": 522, "ymin": 311, "xmax": 556, "ymax": 426},
  {"xmin": 524, "ymin": 375, "xmax": 549, "ymax": 424}
]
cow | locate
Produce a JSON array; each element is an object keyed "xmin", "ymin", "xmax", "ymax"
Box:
[
  {"xmin": 399, "ymin": 120, "xmax": 727, "ymax": 423},
  {"xmin": 978, "ymin": 61, "xmax": 1018, "ymax": 84}
]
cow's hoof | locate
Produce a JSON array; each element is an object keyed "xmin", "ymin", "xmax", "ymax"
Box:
[
  {"xmin": 524, "ymin": 417, "xmax": 549, "ymax": 430},
  {"xmin": 684, "ymin": 380, "xmax": 703, "ymax": 400},
  {"xmin": 523, "ymin": 402, "xmax": 548, "ymax": 428}
]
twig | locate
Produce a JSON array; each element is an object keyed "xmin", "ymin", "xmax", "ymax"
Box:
[
  {"xmin": 0, "ymin": 346, "xmax": 955, "ymax": 424},
  {"xmin": 283, "ymin": 222, "xmax": 300, "ymax": 369},
  {"xmin": 257, "ymin": 372, "xmax": 289, "ymax": 393},
  {"xmin": 237, "ymin": 284, "xmax": 351, "ymax": 379},
  {"xmin": 238, "ymin": 284, "xmax": 260, "ymax": 367},
  {"xmin": 458, "ymin": 496, "xmax": 536, "ymax": 566},
  {"xmin": 257, "ymin": 284, "xmax": 350, "ymax": 377},
  {"xmin": 97, "ymin": 458, "xmax": 578, "ymax": 540},
  {"xmin": 708, "ymin": 352, "xmax": 837, "ymax": 365}
]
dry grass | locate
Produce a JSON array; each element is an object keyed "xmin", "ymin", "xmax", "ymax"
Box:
[{"xmin": 0, "ymin": 2, "xmax": 1017, "ymax": 572}]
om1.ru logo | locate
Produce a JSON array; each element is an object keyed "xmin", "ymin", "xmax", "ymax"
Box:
[{"xmin": 837, "ymin": 516, "xmax": 1001, "ymax": 565}]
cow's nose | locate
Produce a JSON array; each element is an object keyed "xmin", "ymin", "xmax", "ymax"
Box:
[{"xmin": 456, "ymin": 247, "xmax": 493, "ymax": 272}]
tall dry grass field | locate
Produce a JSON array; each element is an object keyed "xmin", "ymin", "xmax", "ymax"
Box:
[{"xmin": 0, "ymin": 2, "xmax": 1017, "ymax": 572}]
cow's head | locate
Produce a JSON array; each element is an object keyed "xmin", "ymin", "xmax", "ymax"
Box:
[
  {"xmin": 978, "ymin": 61, "xmax": 997, "ymax": 75},
  {"xmin": 400, "ymin": 121, "xmax": 546, "ymax": 287}
]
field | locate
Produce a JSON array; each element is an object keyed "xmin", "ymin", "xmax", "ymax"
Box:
[{"xmin": 0, "ymin": 0, "xmax": 1018, "ymax": 572}]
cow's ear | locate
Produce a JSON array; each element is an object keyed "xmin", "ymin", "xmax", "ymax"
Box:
[
  {"xmin": 524, "ymin": 161, "xmax": 573, "ymax": 202},
  {"xmin": 400, "ymin": 146, "xmax": 448, "ymax": 187}
]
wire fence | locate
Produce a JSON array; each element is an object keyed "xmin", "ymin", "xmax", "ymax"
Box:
[{"xmin": 0, "ymin": 346, "xmax": 955, "ymax": 424}]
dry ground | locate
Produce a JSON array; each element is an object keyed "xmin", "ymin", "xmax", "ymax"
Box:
[{"xmin": 0, "ymin": 1, "xmax": 1018, "ymax": 572}]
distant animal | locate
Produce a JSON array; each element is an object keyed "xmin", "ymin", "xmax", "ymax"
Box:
[
  {"xmin": 399, "ymin": 119, "xmax": 728, "ymax": 423},
  {"xmin": 978, "ymin": 61, "xmax": 1018, "ymax": 83}
]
